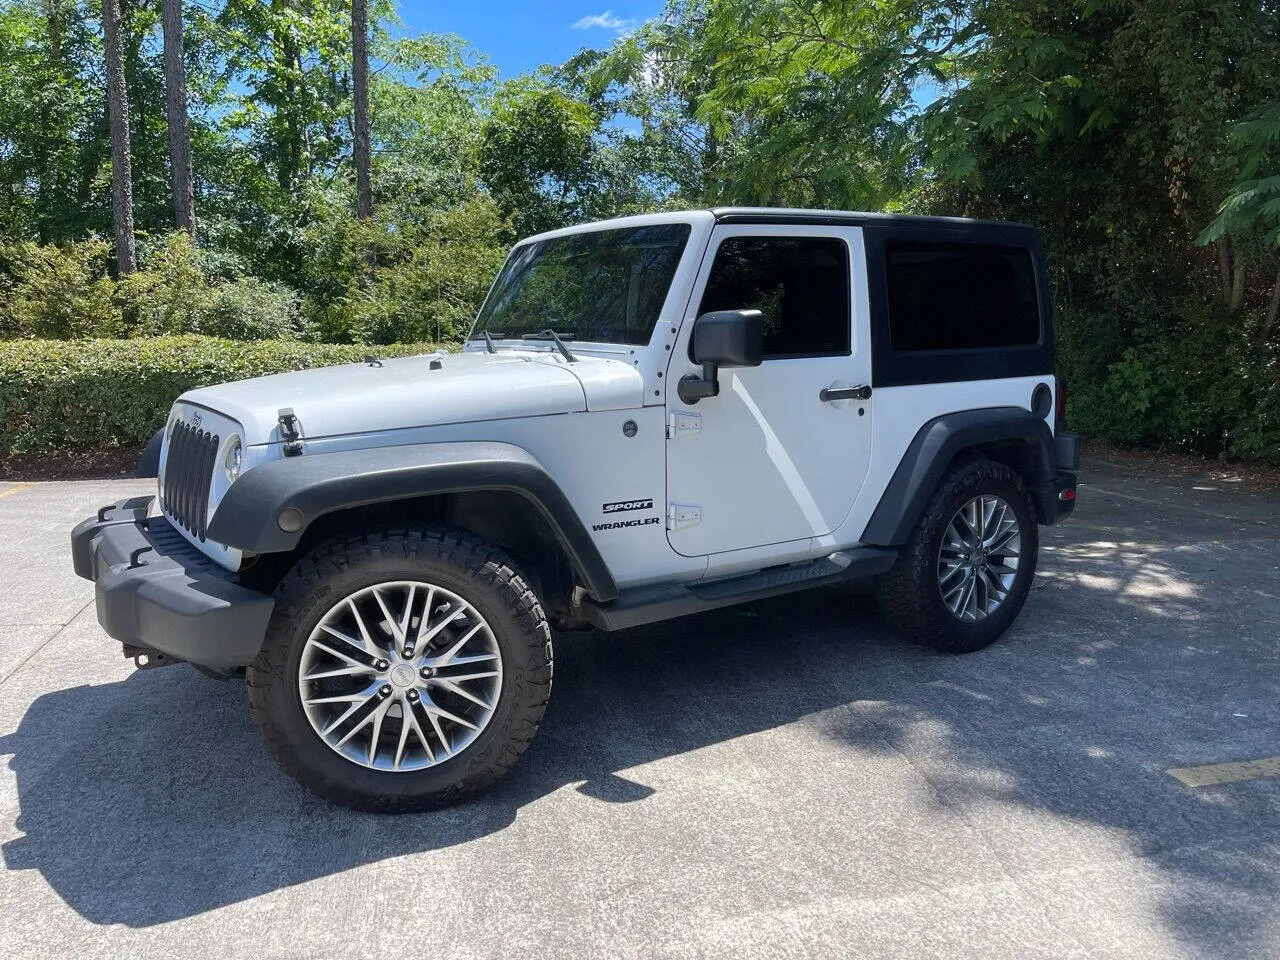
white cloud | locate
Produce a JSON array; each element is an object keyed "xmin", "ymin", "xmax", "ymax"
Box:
[{"xmin": 571, "ymin": 10, "xmax": 636, "ymax": 31}]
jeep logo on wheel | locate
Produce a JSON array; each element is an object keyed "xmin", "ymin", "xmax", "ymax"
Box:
[{"xmin": 603, "ymin": 498, "xmax": 653, "ymax": 514}]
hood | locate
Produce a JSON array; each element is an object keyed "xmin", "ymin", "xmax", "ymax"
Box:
[{"xmin": 179, "ymin": 349, "xmax": 645, "ymax": 445}]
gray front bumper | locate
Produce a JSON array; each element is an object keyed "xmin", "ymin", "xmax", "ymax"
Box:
[{"xmin": 71, "ymin": 497, "xmax": 274, "ymax": 670}]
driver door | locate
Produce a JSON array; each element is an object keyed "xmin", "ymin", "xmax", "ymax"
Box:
[{"xmin": 664, "ymin": 224, "xmax": 873, "ymax": 558}]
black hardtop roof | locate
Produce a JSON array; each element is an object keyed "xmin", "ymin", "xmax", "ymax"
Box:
[{"xmin": 710, "ymin": 206, "xmax": 1037, "ymax": 236}]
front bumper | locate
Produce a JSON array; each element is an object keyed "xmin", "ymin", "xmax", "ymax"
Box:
[{"xmin": 71, "ymin": 497, "xmax": 274, "ymax": 670}]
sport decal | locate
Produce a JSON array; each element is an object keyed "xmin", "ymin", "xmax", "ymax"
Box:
[{"xmin": 602, "ymin": 498, "xmax": 654, "ymax": 514}]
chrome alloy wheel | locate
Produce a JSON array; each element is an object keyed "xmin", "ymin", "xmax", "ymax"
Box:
[
  {"xmin": 937, "ymin": 495, "xmax": 1022, "ymax": 622},
  {"xmin": 298, "ymin": 581, "xmax": 503, "ymax": 771}
]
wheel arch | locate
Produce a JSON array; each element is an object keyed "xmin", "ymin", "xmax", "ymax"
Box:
[
  {"xmin": 207, "ymin": 441, "xmax": 618, "ymax": 603},
  {"xmin": 136, "ymin": 428, "xmax": 165, "ymax": 478},
  {"xmin": 861, "ymin": 407, "xmax": 1056, "ymax": 546}
]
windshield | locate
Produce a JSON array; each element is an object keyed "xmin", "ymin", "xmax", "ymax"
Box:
[{"xmin": 473, "ymin": 223, "xmax": 692, "ymax": 345}]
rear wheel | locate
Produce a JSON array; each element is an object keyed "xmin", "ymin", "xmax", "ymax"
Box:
[
  {"xmin": 875, "ymin": 459, "xmax": 1038, "ymax": 653},
  {"xmin": 247, "ymin": 526, "xmax": 552, "ymax": 811}
]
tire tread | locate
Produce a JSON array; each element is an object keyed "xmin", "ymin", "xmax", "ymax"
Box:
[
  {"xmin": 874, "ymin": 458, "xmax": 1038, "ymax": 653},
  {"xmin": 246, "ymin": 525, "xmax": 552, "ymax": 813}
]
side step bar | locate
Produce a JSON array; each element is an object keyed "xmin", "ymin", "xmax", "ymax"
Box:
[{"xmin": 579, "ymin": 547, "xmax": 898, "ymax": 632}]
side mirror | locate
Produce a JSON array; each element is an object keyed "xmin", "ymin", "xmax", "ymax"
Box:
[{"xmin": 678, "ymin": 309, "xmax": 764, "ymax": 404}]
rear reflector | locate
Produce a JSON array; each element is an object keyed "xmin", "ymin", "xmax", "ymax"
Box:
[{"xmin": 1058, "ymin": 488, "xmax": 1076, "ymax": 502}]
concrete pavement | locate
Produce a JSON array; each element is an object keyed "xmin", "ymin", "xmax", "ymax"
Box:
[{"xmin": 0, "ymin": 456, "xmax": 1278, "ymax": 958}]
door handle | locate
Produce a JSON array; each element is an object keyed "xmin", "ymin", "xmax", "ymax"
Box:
[{"xmin": 819, "ymin": 384, "xmax": 872, "ymax": 402}]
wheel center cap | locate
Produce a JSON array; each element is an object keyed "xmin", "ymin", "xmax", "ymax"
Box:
[{"xmin": 389, "ymin": 663, "xmax": 417, "ymax": 688}]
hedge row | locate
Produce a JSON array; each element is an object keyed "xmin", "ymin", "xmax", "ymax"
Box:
[{"xmin": 0, "ymin": 336, "xmax": 447, "ymax": 452}]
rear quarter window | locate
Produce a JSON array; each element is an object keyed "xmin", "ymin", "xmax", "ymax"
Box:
[{"xmin": 885, "ymin": 241, "xmax": 1040, "ymax": 352}]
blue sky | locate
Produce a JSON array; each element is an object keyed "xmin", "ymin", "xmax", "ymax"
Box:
[{"xmin": 393, "ymin": 1, "xmax": 665, "ymax": 76}]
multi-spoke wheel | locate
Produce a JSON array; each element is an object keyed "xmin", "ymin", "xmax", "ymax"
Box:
[
  {"xmin": 247, "ymin": 527, "xmax": 553, "ymax": 812},
  {"xmin": 936, "ymin": 495, "xmax": 1022, "ymax": 622},
  {"xmin": 875, "ymin": 458, "xmax": 1038, "ymax": 652},
  {"xmin": 299, "ymin": 582, "xmax": 503, "ymax": 771}
]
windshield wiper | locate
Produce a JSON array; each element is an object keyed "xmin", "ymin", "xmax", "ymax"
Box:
[
  {"xmin": 522, "ymin": 329, "xmax": 578, "ymax": 363},
  {"xmin": 467, "ymin": 330, "xmax": 502, "ymax": 354}
]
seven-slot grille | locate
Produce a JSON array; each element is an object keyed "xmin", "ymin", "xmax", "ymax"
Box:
[{"xmin": 162, "ymin": 419, "xmax": 220, "ymax": 541}]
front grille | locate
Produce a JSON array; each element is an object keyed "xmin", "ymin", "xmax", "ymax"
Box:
[{"xmin": 162, "ymin": 420, "xmax": 220, "ymax": 541}]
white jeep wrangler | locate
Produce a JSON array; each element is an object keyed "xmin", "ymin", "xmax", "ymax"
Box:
[{"xmin": 72, "ymin": 208, "xmax": 1080, "ymax": 811}]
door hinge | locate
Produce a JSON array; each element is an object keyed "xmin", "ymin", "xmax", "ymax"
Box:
[
  {"xmin": 666, "ymin": 410, "xmax": 701, "ymax": 439},
  {"xmin": 667, "ymin": 502, "xmax": 702, "ymax": 530}
]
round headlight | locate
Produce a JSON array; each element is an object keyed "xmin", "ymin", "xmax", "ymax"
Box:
[{"xmin": 224, "ymin": 437, "xmax": 243, "ymax": 483}]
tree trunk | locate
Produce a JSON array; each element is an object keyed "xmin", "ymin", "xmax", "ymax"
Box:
[
  {"xmin": 102, "ymin": 0, "xmax": 136, "ymax": 274},
  {"xmin": 271, "ymin": 0, "xmax": 301, "ymax": 193},
  {"xmin": 1263, "ymin": 259, "xmax": 1280, "ymax": 342},
  {"xmin": 351, "ymin": 0, "xmax": 372, "ymax": 221},
  {"xmin": 45, "ymin": 0, "xmax": 62, "ymax": 59},
  {"xmin": 1217, "ymin": 239, "xmax": 1233, "ymax": 306},
  {"xmin": 162, "ymin": 0, "xmax": 196, "ymax": 235},
  {"xmin": 1230, "ymin": 260, "xmax": 1247, "ymax": 311}
]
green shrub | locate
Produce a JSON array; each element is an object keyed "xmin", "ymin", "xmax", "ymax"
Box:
[
  {"xmin": 1, "ymin": 234, "xmax": 307, "ymax": 342},
  {"xmin": 0, "ymin": 239, "xmax": 124, "ymax": 338},
  {"xmin": 115, "ymin": 231, "xmax": 214, "ymax": 336},
  {"xmin": 196, "ymin": 277, "xmax": 302, "ymax": 340},
  {"xmin": 0, "ymin": 335, "xmax": 448, "ymax": 452},
  {"xmin": 301, "ymin": 195, "xmax": 509, "ymax": 345},
  {"xmin": 1067, "ymin": 298, "xmax": 1280, "ymax": 464}
]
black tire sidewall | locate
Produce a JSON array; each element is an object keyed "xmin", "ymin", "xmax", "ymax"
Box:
[
  {"xmin": 248, "ymin": 529, "xmax": 550, "ymax": 808},
  {"xmin": 921, "ymin": 462, "xmax": 1039, "ymax": 648}
]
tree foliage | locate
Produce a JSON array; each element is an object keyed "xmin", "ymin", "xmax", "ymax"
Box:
[{"xmin": 0, "ymin": 0, "xmax": 1277, "ymax": 460}]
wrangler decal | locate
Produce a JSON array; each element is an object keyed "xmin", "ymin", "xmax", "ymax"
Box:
[{"xmin": 592, "ymin": 516, "xmax": 661, "ymax": 532}]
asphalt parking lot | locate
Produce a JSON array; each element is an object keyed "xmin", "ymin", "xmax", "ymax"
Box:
[{"xmin": 1, "ymin": 453, "xmax": 1278, "ymax": 959}]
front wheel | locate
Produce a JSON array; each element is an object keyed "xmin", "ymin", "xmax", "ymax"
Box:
[
  {"xmin": 246, "ymin": 526, "xmax": 552, "ymax": 812},
  {"xmin": 875, "ymin": 458, "xmax": 1039, "ymax": 653}
]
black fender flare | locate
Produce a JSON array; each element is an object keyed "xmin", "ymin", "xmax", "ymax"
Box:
[
  {"xmin": 136, "ymin": 428, "xmax": 165, "ymax": 478},
  {"xmin": 861, "ymin": 407, "xmax": 1056, "ymax": 546},
  {"xmin": 206, "ymin": 440, "xmax": 619, "ymax": 601}
]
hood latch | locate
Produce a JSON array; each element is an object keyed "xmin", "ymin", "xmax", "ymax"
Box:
[{"xmin": 278, "ymin": 407, "xmax": 305, "ymax": 457}]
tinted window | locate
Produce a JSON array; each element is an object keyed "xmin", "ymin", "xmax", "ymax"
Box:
[
  {"xmin": 474, "ymin": 224, "xmax": 691, "ymax": 345},
  {"xmin": 886, "ymin": 242, "xmax": 1040, "ymax": 351},
  {"xmin": 698, "ymin": 237, "xmax": 850, "ymax": 358}
]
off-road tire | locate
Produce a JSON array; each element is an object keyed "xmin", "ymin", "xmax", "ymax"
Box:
[
  {"xmin": 874, "ymin": 458, "xmax": 1038, "ymax": 653},
  {"xmin": 246, "ymin": 525, "xmax": 552, "ymax": 812}
]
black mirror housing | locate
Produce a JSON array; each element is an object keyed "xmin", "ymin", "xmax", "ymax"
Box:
[
  {"xmin": 691, "ymin": 309, "xmax": 764, "ymax": 368},
  {"xmin": 679, "ymin": 309, "xmax": 764, "ymax": 404}
]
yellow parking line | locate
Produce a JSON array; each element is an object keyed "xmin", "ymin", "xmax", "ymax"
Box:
[
  {"xmin": 1168, "ymin": 756, "xmax": 1280, "ymax": 788},
  {"xmin": 0, "ymin": 482, "xmax": 36, "ymax": 500}
]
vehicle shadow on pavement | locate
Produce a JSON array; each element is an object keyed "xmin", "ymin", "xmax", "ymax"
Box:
[{"xmin": 3, "ymin": 534, "xmax": 1279, "ymax": 951}]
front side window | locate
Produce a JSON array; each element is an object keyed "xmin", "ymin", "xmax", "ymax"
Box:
[
  {"xmin": 697, "ymin": 236, "xmax": 851, "ymax": 358},
  {"xmin": 473, "ymin": 224, "xmax": 691, "ymax": 345},
  {"xmin": 886, "ymin": 241, "xmax": 1040, "ymax": 352}
]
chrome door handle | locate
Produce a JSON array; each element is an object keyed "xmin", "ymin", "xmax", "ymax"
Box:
[{"xmin": 819, "ymin": 384, "xmax": 871, "ymax": 402}]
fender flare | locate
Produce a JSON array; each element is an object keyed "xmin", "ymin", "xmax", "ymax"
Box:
[
  {"xmin": 206, "ymin": 440, "xmax": 619, "ymax": 601},
  {"xmin": 860, "ymin": 407, "xmax": 1056, "ymax": 546},
  {"xmin": 136, "ymin": 428, "xmax": 164, "ymax": 478}
]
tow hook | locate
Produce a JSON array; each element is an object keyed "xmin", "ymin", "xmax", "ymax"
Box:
[{"xmin": 122, "ymin": 644, "xmax": 178, "ymax": 670}]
